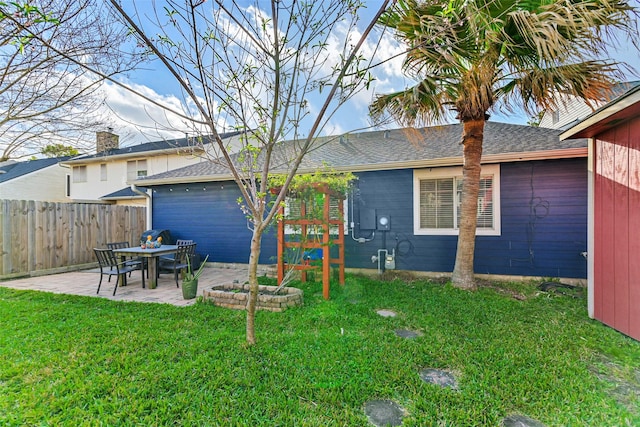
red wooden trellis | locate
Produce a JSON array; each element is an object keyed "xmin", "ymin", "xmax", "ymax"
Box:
[{"xmin": 276, "ymin": 184, "xmax": 345, "ymax": 300}]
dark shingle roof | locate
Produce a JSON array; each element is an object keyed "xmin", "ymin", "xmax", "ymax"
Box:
[
  {"xmin": 68, "ymin": 131, "xmax": 242, "ymax": 161},
  {"xmin": 0, "ymin": 156, "xmax": 72, "ymax": 183},
  {"xmin": 610, "ymin": 80, "xmax": 640, "ymax": 99},
  {"xmin": 101, "ymin": 187, "xmax": 144, "ymax": 200},
  {"xmin": 136, "ymin": 122, "xmax": 587, "ymax": 185}
]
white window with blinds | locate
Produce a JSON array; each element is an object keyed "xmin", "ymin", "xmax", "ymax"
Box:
[{"xmin": 413, "ymin": 164, "xmax": 500, "ymax": 236}]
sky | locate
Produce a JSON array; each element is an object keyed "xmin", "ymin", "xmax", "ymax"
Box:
[
  {"xmin": 98, "ymin": 0, "xmax": 640, "ymax": 149},
  {"xmin": 100, "ymin": 1, "xmax": 410, "ymax": 147}
]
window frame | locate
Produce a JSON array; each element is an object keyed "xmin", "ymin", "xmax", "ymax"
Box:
[
  {"xmin": 127, "ymin": 159, "xmax": 148, "ymax": 181},
  {"xmin": 72, "ymin": 165, "xmax": 87, "ymax": 183},
  {"xmin": 413, "ymin": 164, "xmax": 501, "ymax": 236}
]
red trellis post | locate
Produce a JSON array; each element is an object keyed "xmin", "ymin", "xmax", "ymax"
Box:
[{"xmin": 276, "ymin": 184, "xmax": 345, "ymax": 299}]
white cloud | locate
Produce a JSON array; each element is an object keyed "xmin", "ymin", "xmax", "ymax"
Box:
[
  {"xmin": 99, "ymin": 80, "xmax": 200, "ymax": 145},
  {"xmin": 96, "ymin": 77, "xmax": 238, "ymax": 149},
  {"xmin": 305, "ymin": 14, "xmax": 408, "ymax": 131},
  {"xmin": 90, "ymin": 6, "xmax": 409, "ymax": 147}
]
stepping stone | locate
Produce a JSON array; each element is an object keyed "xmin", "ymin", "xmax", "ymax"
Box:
[
  {"xmin": 502, "ymin": 414, "xmax": 546, "ymax": 427},
  {"xmin": 419, "ymin": 368, "xmax": 458, "ymax": 390},
  {"xmin": 364, "ymin": 399, "xmax": 405, "ymax": 427},
  {"xmin": 394, "ymin": 329, "xmax": 423, "ymax": 338},
  {"xmin": 376, "ymin": 309, "xmax": 397, "ymax": 317}
]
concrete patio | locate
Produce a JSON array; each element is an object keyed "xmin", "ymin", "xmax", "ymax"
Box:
[{"xmin": 0, "ymin": 264, "xmax": 262, "ymax": 307}]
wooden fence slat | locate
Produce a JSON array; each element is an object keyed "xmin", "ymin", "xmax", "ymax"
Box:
[
  {"xmin": 27, "ymin": 200, "xmax": 36, "ymax": 272},
  {"xmin": 16, "ymin": 201, "xmax": 28, "ymax": 273},
  {"xmin": 0, "ymin": 200, "xmax": 5, "ymax": 274},
  {"xmin": 46, "ymin": 202, "xmax": 56, "ymax": 270},
  {"xmin": 0, "ymin": 200, "xmax": 146, "ymax": 277},
  {"xmin": 58, "ymin": 203, "xmax": 68, "ymax": 268}
]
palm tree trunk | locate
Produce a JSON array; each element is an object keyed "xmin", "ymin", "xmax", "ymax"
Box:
[
  {"xmin": 451, "ymin": 119, "xmax": 485, "ymax": 290},
  {"xmin": 245, "ymin": 226, "xmax": 263, "ymax": 345}
]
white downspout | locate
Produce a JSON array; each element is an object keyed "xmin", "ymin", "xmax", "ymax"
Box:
[{"xmin": 131, "ymin": 184, "xmax": 152, "ymax": 230}]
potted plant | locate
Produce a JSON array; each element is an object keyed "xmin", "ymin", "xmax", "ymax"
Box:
[{"xmin": 182, "ymin": 254, "xmax": 209, "ymax": 299}]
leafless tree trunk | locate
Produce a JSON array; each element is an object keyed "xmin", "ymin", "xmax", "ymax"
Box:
[{"xmin": 245, "ymin": 227, "xmax": 263, "ymax": 344}]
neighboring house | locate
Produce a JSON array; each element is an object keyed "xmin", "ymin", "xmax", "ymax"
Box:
[
  {"xmin": 560, "ymin": 83, "xmax": 640, "ymax": 341},
  {"xmin": 0, "ymin": 156, "xmax": 72, "ymax": 202},
  {"xmin": 135, "ymin": 122, "xmax": 589, "ymax": 282},
  {"xmin": 59, "ymin": 131, "xmax": 241, "ymax": 206},
  {"xmin": 539, "ymin": 81, "xmax": 640, "ymax": 130}
]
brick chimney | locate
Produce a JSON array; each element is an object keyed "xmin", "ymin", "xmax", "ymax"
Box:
[{"xmin": 96, "ymin": 129, "xmax": 119, "ymax": 153}]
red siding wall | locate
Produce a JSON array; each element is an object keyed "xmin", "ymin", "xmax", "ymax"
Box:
[{"xmin": 594, "ymin": 116, "xmax": 640, "ymax": 340}]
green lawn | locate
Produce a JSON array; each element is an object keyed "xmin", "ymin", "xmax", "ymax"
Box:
[{"xmin": 1, "ymin": 275, "xmax": 639, "ymax": 426}]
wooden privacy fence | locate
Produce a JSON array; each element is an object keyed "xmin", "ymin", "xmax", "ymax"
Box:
[{"xmin": 0, "ymin": 200, "xmax": 146, "ymax": 278}]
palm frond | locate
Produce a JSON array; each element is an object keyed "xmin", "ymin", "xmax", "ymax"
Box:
[
  {"xmin": 500, "ymin": 60, "xmax": 619, "ymax": 114},
  {"xmin": 369, "ymin": 79, "xmax": 452, "ymax": 126},
  {"xmin": 503, "ymin": 0, "xmax": 635, "ymax": 64},
  {"xmin": 373, "ymin": 0, "xmax": 637, "ymax": 126}
]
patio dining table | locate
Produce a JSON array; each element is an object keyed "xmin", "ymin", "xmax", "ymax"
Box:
[{"xmin": 113, "ymin": 245, "xmax": 179, "ymax": 289}]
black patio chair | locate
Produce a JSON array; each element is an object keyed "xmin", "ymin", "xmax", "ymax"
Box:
[
  {"xmin": 107, "ymin": 241, "xmax": 147, "ymax": 278},
  {"xmin": 158, "ymin": 243, "xmax": 197, "ymax": 287},
  {"xmin": 176, "ymin": 239, "xmax": 195, "ymax": 246},
  {"xmin": 94, "ymin": 248, "xmax": 145, "ymax": 296},
  {"xmin": 157, "ymin": 239, "xmax": 195, "ymax": 269}
]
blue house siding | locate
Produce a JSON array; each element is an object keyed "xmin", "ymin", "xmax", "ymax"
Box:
[
  {"xmin": 148, "ymin": 157, "xmax": 587, "ymax": 279},
  {"xmin": 346, "ymin": 169, "xmax": 420, "ymax": 269},
  {"xmin": 151, "ymin": 183, "xmax": 278, "ymax": 265},
  {"xmin": 347, "ymin": 170, "xmax": 475, "ymax": 273},
  {"xmin": 344, "ymin": 159, "xmax": 586, "ymax": 278},
  {"xmin": 497, "ymin": 159, "xmax": 587, "ymax": 278}
]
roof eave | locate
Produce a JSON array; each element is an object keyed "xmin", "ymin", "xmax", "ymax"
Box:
[
  {"xmin": 100, "ymin": 196, "xmax": 145, "ymax": 201},
  {"xmin": 135, "ymin": 147, "xmax": 587, "ymax": 186},
  {"xmin": 560, "ymin": 86, "xmax": 640, "ymax": 140},
  {"xmin": 60, "ymin": 146, "xmax": 205, "ymax": 165},
  {"xmin": 67, "ymin": 199, "xmax": 114, "ymax": 204}
]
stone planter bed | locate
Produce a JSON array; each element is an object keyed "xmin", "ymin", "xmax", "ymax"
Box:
[{"xmin": 203, "ymin": 283, "xmax": 303, "ymax": 312}]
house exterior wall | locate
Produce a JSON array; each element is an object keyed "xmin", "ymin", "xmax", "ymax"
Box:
[
  {"xmin": 149, "ymin": 157, "xmax": 587, "ymax": 280},
  {"xmin": 150, "ymin": 181, "xmax": 277, "ymax": 264},
  {"xmin": 344, "ymin": 159, "xmax": 586, "ymax": 278},
  {"xmin": 539, "ymin": 95, "xmax": 596, "ymax": 129},
  {"xmin": 592, "ymin": 115, "xmax": 640, "ymax": 341},
  {"xmin": 497, "ymin": 159, "xmax": 587, "ymax": 278},
  {"xmin": 69, "ymin": 153, "xmax": 205, "ymax": 203},
  {"xmin": 0, "ymin": 165, "xmax": 69, "ymax": 202}
]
